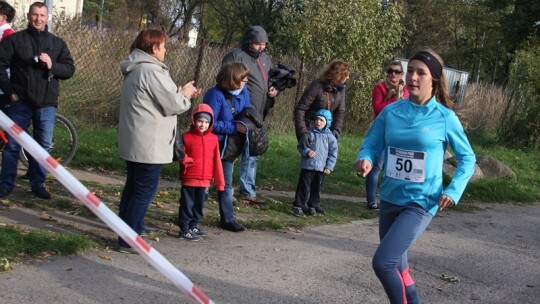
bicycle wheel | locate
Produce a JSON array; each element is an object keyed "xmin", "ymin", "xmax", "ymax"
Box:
[{"xmin": 20, "ymin": 113, "xmax": 78, "ymax": 167}]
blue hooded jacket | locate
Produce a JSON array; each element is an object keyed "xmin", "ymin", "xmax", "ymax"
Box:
[{"xmin": 298, "ymin": 109, "xmax": 338, "ymax": 172}]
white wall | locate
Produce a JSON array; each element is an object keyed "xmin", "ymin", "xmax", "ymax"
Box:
[{"xmin": 11, "ymin": 0, "xmax": 83, "ymax": 25}]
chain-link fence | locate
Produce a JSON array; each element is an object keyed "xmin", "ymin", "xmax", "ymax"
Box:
[{"xmin": 55, "ymin": 22, "xmax": 374, "ymax": 133}]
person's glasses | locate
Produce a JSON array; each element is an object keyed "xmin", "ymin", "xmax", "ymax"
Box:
[{"xmin": 387, "ymin": 69, "xmax": 403, "ymax": 75}]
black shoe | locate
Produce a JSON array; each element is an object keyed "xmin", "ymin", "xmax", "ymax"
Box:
[
  {"xmin": 191, "ymin": 226, "xmax": 208, "ymax": 236},
  {"xmin": 314, "ymin": 207, "xmax": 326, "ymax": 214},
  {"xmin": 31, "ymin": 187, "xmax": 51, "ymax": 199},
  {"xmin": 117, "ymin": 245, "xmax": 137, "ymax": 254},
  {"xmin": 0, "ymin": 187, "xmax": 11, "ymax": 198},
  {"xmin": 179, "ymin": 230, "xmax": 201, "ymax": 241},
  {"xmin": 307, "ymin": 207, "xmax": 317, "ymax": 216},
  {"xmin": 220, "ymin": 221, "xmax": 245, "ymax": 232},
  {"xmin": 292, "ymin": 207, "xmax": 305, "ymax": 217},
  {"xmin": 141, "ymin": 225, "xmax": 154, "ymax": 236}
]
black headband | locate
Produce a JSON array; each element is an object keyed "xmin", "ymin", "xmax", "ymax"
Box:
[{"xmin": 409, "ymin": 51, "xmax": 443, "ymax": 82}]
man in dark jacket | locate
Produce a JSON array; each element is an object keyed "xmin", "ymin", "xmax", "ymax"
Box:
[
  {"xmin": 222, "ymin": 25, "xmax": 277, "ymax": 204},
  {"xmin": 0, "ymin": 1, "xmax": 75, "ymax": 199}
]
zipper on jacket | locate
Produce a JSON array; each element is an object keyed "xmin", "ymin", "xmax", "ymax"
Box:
[{"xmin": 257, "ymin": 58, "xmax": 267, "ymax": 81}]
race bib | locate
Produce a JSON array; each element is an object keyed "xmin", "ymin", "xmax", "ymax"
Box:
[{"xmin": 386, "ymin": 147, "xmax": 426, "ymax": 182}]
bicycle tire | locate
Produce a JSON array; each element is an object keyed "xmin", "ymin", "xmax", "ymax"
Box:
[{"xmin": 20, "ymin": 113, "xmax": 78, "ymax": 167}]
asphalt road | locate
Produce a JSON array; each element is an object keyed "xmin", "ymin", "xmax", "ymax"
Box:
[{"xmin": 1, "ymin": 200, "xmax": 539, "ymax": 304}]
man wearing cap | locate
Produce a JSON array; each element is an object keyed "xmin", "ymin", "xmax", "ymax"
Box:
[{"xmin": 222, "ymin": 25, "xmax": 278, "ymax": 204}]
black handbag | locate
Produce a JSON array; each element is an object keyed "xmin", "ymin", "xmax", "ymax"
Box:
[{"xmin": 172, "ymin": 129, "xmax": 185, "ymax": 162}]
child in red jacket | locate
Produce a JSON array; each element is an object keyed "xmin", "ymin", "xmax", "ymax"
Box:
[{"xmin": 178, "ymin": 104, "xmax": 225, "ymax": 241}]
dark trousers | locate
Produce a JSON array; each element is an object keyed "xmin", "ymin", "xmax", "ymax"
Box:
[
  {"xmin": 293, "ymin": 169, "xmax": 324, "ymax": 211},
  {"xmin": 178, "ymin": 186, "xmax": 207, "ymax": 233},
  {"xmin": 118, "ymin": 161, "xmax": 162, "ymax": 248}
]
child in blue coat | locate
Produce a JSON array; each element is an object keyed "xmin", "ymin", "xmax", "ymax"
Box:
[{"xmin": 292, "ymin": 108, "xmax": 338, "ymax": 216}]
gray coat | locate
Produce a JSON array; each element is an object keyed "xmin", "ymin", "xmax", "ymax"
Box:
[
  {"xmin": 118, "ymin": 49, "xmax": 191, "ymax": 164},
  {"xmin": 222, "ymin": 26, "xmax": 272, "ymax": 119}
]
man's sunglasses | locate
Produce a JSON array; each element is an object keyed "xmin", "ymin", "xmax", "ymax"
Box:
[{"xmin": 387, "ymin": 69, "xmax": 403, "ymax": 75}]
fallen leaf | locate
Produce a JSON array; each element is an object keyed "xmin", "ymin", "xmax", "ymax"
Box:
[
  {"xmin": 0, "ymin": 258, "xmax": 12, "ymax": 272},
  {"xmin": 147, "ymin": 236, "xmax": 160, "ymax": 242},
  {"xmin": 99, "ymin": 255, "xmax": 112, "ymax": 260},
  {"xmin": 39, "ymin": 213, "xmax": 55, "ymax": 221},
  {"xmin": 441, "ymin": 274, "xmax": 460, "ymax": 283}
]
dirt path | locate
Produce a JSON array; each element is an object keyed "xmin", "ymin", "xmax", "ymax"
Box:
[{"xmin": 0, "ymin": 169, "xmax": 538, "ymax": 303}]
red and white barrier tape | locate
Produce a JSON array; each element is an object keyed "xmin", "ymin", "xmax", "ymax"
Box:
[{"xmin": 0, "ymin": 111, "xmax": 215, "ymax": 304}]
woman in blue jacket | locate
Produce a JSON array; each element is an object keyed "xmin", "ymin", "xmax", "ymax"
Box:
[
  {"xmin": 203, "ymin": 62, "xmax": 250, "ymax": 232},
  {"xmin": 355, "ymin": 49, "xmax": 476, "ymax": 303}
]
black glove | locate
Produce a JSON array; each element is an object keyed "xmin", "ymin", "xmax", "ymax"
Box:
[
  {"xmin": 332, "ymin": 129, "xmax": 340, "ymax": 141},
  {"xmin": 299, "ymin": 133, "xmax": 311, "ymax": 149}
]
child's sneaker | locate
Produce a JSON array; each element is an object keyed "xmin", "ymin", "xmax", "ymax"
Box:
[
  {"xmin": 180, "ymin": 230, "xmax": 201, "ymax": 241},
  {"xmin": 315, "ymin": 206, "xmax": 326, "ymax": 214},
  {"xmin": 191, "ymin": 226, "xmax": 207, "ymax": 236},
  {"xmin": 292, "ymin": 207, "xmax": 305, "ymax": 217},
  {"xmin": 367, "ymin": 200, "xmax": 379, "ymax": 210},
  {"xmin": 307, "ymin": 207, "xmax": 317, "ymax": 216}
]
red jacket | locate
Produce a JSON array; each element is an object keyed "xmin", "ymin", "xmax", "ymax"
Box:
[
  {"xmin": 371, "ymin": 80, "xmax": 409, "ymax": 118},
  {"xmin": 179, "ymin": 104, "xmax": 225, "ymax": 191}
]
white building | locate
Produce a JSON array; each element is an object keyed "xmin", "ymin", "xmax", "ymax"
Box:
[{"xmin": 11, "ymin": 0, "xmax": 83, "ymax": 21}]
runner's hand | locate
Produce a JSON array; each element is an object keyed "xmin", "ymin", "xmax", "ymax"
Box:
[
  {"xmin": 354, "ymin": 159, "xmax": 372, "ymax": 177},
  {"xmin": 438, "ymin": 194, "xmax": 455, "ymax": 211}
]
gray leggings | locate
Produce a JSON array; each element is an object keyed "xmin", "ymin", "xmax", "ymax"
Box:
[{"xmin": 373, "ymin": 201, "xmax": 433, "ymax": 304}]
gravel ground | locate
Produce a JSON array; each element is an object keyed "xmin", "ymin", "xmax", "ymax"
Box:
[{"xmin": 0, "ymin": 170, "xmax": 539, "ymax": 303}]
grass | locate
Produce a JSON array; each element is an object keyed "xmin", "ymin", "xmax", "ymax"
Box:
[
  {"xmin": 69, "ymin": 128, "xmax": 540, "ymax": 203},
  {"xmin": 464, "ymin": 133, "xmax": 540, "ymax": 203},
  {"xmin": 39, "ymin": 180, "xmax": 378, "ymax": 233},
  {"xmin": 0, "ymin": 225, "xmax": 96, "ymax": 270},
  {"xmin": 1, "ymin": 128, "xmax": 537, "ymax": 270},
  {"xmin": 71, "ymin": 128, "xmax": 370, "ymax": 196}
]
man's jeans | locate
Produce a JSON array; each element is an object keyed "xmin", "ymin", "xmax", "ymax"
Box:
[
  {"xmin": 239, "ymin": 155, "xmax": 259, "ymax": 197},
  {"xmin": 0, "ymin": 101, "xmax": 56, "ymax": 191},
  {"xmin": 365, "ymin": 153, "xmax": 385, "ymax": 203},
  {"xmin": 118, "ymin": 161, "xmax": 162, "ymax": 248}
]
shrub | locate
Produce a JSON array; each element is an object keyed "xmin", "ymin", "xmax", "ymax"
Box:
[
  {"xmin": 497, "ymin": 42, "xmax": 540, "ymax": 150},
  {"xmin": 459, "ymin": 82, "xmax": 513, "ymax": 135}
]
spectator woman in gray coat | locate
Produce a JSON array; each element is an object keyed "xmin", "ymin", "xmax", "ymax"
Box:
[{"xmin": 117, "ymin": 29, "xmax": 201, "ymax": 253}]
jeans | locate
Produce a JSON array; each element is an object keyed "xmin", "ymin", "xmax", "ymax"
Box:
[
  {"xmin": 372, "ymin": 201, "xmax": 433, "ymax": 304},
  {"xmin": 365, "ymin": 153, "xmax": 385, "ymax": 203},
  {"xmin": 239, "ymin": 154, "xmax": 258, "ymax": 197},
  {"xmin": 118, "ymin": 161, "xmax": 162, "ymax": 248},
  {"xmin": 218, "ymin": 160, "xmax": 235, "ymax": 223},
  {"xmin": 178, "ymin": 186, "xmax": 207, "ymax": 234},
  {"xmin": 0, "ymin": 101, "xmax": 56, "ymax": 191}
]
